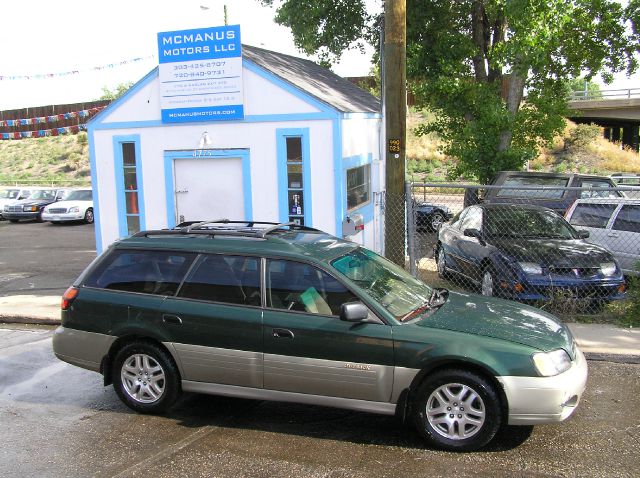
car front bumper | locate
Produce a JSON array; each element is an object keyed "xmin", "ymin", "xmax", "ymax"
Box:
[
  {"xmin": 498, "ymin": 347, "xmax": 588, "ymax": 425},
  {"xmin": 3, "ymin": 211, "xmax": 41, "ymax": 221},
  {"xmin": 497, "ymin": 276, "xmax": 626, "ymax": 302},
  {"xmin": 42, "ymin": 211, "xmax": 85, "ymax": 222}
]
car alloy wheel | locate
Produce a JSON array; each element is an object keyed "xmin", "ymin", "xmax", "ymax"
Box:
[
  {"xmin": 437, "ymin": 247, "xmax": 447, "ymax": 278},
  {"xmin": 481, "ymin": 269, "xmax": 495, "ymax": 296},
  {"xmin": 84, "ymin": 208, "xmax": 94, "ymax": 224},
  {"xmin": 429, "ymin": 212, "xmax": 445, "ymax": 231},
  {"xmin": 112, "ymin": 341, "xmax": 180, "ymax": 413},
  {"xmin": 412, "ymin": 369, "xmax": 501, "ymax": 451}
]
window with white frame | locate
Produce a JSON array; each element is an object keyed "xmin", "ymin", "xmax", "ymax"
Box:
[{"xmin": 346, "ymin": 164, "xmax": 371, "ymax": 211}]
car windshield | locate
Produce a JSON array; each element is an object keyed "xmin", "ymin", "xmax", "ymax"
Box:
[
  {"xmin": 0, "ymin": 189, "xmax": 19, "ymax": 199},
  {"xmin": 485, "ymin": 208, "xmax": 578, "ymax": 239},
  {"xmin": 65, "ymin": 190, "xmax": 92, "ymax": 201},
  {"xmin": 30, "ymin": 190, "xmax": 55, "ymax": 200},
  {"xmin": 331, "ymin": 248, "xmax": 433, "ymax": 321}
]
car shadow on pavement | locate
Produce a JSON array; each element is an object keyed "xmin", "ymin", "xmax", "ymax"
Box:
[{"xmin": 169, "ymin": 392, "xmax": 533, "ymax": 453}]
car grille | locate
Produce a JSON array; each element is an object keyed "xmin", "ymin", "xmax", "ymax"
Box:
[
  {"xmin": 48, "ymin": 208, "xmax": 67, "ymax": 214},
  {"xmin": 548, "ymin": 266, "xmax": 600, "ymax": 278},
  {"xmin": 5, "ymin": 205, "xmax": 23, "ymax": 213}
]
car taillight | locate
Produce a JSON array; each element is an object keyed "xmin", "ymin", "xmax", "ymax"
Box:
[{"xmin": 61, "ymin": 287, "xmax": 79, "ymax": 310}]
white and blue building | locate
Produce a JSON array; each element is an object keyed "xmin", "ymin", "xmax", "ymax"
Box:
[{"xmin": 87, "ymin": 43, "xmax": 383, "ymax": 253}]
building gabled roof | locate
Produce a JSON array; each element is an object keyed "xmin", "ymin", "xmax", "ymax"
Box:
[{"xmin": 242, "ymin": 44, "xmax": 380, "ymax": 114}]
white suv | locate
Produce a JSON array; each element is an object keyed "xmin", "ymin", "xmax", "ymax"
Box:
[{"xmin": 565, "ymin": 197, "xmax": 640, "ymax": 275}]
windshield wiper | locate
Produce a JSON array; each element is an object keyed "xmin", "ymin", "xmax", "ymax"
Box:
[{"xmin": 400, "ymin": 288, "xmax": 449, "ymax": 322}]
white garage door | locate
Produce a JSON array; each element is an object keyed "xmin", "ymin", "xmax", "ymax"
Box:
[{"xmin": 174, "ymin": 157, "xmax": 245, "ymax": 224}]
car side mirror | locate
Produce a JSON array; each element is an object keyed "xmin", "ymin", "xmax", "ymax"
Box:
[
  {"xmin": 577, "ymin": 230, "xmax": 590, "ymax": 239},
  {"xmin": 464, "ymin": 228, "xmax": 485, "ymax": 242},
  {"xmin": 340, "ymin": 302, "xmax": 370, "ymax": 323}
]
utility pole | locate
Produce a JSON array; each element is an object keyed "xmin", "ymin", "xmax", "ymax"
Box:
[{"xmin": 384, "ymin": 0, "xmax": 407, "ymax": 266}]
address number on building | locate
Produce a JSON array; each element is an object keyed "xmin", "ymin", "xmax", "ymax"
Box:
[{"xmin": 388, "ymin": 139, "xmax": 401, "ymax": 153}]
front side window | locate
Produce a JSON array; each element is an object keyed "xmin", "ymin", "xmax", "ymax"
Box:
[
  {"xmin": 178, "ymin": 255, "xmax": 261, "ymax": 306},
  {"xmin": 267, "ymin": 259, "xmax": 358, "ymax": 316},
  {"xmin": 612, "ymin": 205, "xmax": 640, "ymax": 233},
  {"xmin": 331, "ymin": 248, "xmax": 432, "ymax": 320},
  {"xmin": 569, "ymin": 203, "xmax": 617, "ymax": 228},
  {"xmin": 459, "ymin": 207, "xmax": 482, "ymax": 231},
  {"xmin": 84, "ymin": 249, "xmax": 197, "ymax": 295},
  {"xmin": 347, "ymin": 164, "xmax": 371, "ymax": 211}
]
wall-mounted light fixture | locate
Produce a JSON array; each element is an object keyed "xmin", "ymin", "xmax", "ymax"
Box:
[{"xmin": 198, "ymin": 131, "xmax": 212, "ymax": 148}]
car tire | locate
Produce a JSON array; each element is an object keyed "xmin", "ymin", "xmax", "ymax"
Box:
[
  {"xmin": 436, "ymin": 246, "xmax": 449, "ymax": 279},
  {"xmin": 412, "ymin": 369, "xmax": 502, "ymax": 452},
  {"xmin": 112, "ymin": 341, "xmax": 181, "ymax": 414},
  {"xmin": 36, "ymin": 211, "xmax": 44, "ymax": 223},
  {"xmin": 481, "ymin": 267, "xmax": 496, "ymax": 297},
  {"xmin": 429, "ymin": 212, "xmax": 446, "ymax": 232},
  {"xmin": 84, "ymin": 208, "xmax": 94, "ymax": 224},
  {"xmin": 9, "ymin": 219, "xmax": 19, "ymax": 223}
]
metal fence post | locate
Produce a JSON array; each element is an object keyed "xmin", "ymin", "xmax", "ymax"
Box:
[{"xmin": 406, "ymin": 181, "xmax": 417, "ymax": 276}]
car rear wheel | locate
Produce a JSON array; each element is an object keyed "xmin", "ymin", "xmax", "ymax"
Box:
[
  {"xmin": 429, "ymin": 212, "xmax": 446, "ymax": 231},
  {"xmin": 412, "ymin": 369, "xmax": 502, "ymax": 451},
  {"xmin": 84, "ymin": 208, "xmax": 94, "ymax": 224},
  {"xmin": 112, "ymin": 341, "xmax": 180, "ymax": 414},
  {"xmin": 481, "ymin": 268, "xmax": 495, "ymax": 297}
]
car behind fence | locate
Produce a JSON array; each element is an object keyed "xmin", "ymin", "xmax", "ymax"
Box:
[{"xmin": 403, "ymin": 182, "xmax": 640, "ymax": 316}]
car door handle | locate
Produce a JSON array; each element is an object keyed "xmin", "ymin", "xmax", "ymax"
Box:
[
  {"xmin": 607, "ymin": 232, "xmax": 619, "ymax": 238},
  {"xmin": 162, "ymin": 314, "xmax": 182, "ymax": 325},
  {"xmin": 272, "ymin": 328, "xmax": 294, "ymax": 339}
]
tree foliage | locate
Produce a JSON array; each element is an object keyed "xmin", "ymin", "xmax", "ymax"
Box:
[
  {"xmin": 263, "ymin": 0, "xmax": 639, "ymax": 183},
  {"xmin": 97, "ymin": 82, "xmax": 134, "ymax": 101}
]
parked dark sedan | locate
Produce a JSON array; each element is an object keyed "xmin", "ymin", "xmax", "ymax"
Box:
[
  {"xmin": 435, "ymin": 204, "xmax": 626, "ymax": 304},
  {"xmin": 414, "ymin": 201, "xmax": 453, "ymax": 231},
  {"xmin": 3, "ymin": 188, "xmax": 60, "ymax": 222}
]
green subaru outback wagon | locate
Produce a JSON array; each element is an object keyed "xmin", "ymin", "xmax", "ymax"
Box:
[{"xmin": 53, "ymin": 220, "xmax": 587, "ymax": 451}]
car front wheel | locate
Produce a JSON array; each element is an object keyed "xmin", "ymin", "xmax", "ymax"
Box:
[
  {"xmin": 112, "ymin": 341, "xmax": 180, "ymax": 414},
  {"xmin": 84, "ymin": 208, "xmax": 94, "ymax": 224},
  {"xmin": 429, "ymin": 212, "xmax": 446, "ymax": 231},
  {"xmin": 412, "ymin": 369, "xmax": 502, "ymax": 451},
  {"xmin": 481, "ymin": 268, "xmax": 496, "ymax": 297}
]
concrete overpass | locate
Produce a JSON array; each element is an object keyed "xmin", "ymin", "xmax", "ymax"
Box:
[{"xmin": 568, "ymin": 89, "xmax": 640, "ymax": 152}]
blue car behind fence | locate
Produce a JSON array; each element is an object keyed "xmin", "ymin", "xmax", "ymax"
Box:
[{"xmin": 435, "ymin": 204, "xmax": 626, "ymax": 305}]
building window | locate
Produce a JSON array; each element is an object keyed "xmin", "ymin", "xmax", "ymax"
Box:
[
  {"xmin": 121, "ymin": 143, "xmax": 141, "ymax": 235},
  {"xmin": 346, "ymin": 164, "xmax": 371, "ymax": 211},
  {"xmin": 286, "ymin": 137, "xmax": 305, "ymax": 226}
]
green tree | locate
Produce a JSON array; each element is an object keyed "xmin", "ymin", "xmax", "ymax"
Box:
[
  {"xmin": 263, "ymin": 0, "xmax": 639, "ymax": 183},
  {"xmin": 567, "ymin": 77, "xmax": 602, "ymax": 100},
  {"xmin": 96, "ymin": 81, "xmax": 134, "ymax": 101}
]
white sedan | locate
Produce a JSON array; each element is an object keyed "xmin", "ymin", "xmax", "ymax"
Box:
[{"xmin": 42, "ymin": 189, "xmax": 93, "ymax": 224}]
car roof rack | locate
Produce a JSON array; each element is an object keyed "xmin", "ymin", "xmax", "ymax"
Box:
[{"xmin": 131, "ymin": 220, "xmax": 322, "ymax": 239}]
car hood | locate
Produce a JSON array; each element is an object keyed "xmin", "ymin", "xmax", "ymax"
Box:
[
  {"xmin": 489, "ymin": 237, "xmax": 612, "ymax": 266},
  {"xmin": 416, "ymin": 291, "xmax": 574, "ymax": 356},
  {"xmin": 13, "ymin": 199, "xmax": 55, "ymax": 207}
]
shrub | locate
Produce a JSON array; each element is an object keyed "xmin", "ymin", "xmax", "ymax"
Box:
[{"xmin": 569, "ymin": 123, "xmax": 602, "ymax": 147}]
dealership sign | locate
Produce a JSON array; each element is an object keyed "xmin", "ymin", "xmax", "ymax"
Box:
[{"xmin": 157, "ymin": 25, "xmax": 243, "ymax": 123}]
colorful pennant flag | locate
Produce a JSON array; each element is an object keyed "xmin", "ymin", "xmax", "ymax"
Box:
[
  {"xmin": 0, "ymin": 55, "xmax": 155, "ymax": 81},
  {"xmin": 0, "ymin": 107, "xmax": 105, "ymax": 128},
  {"xmin": 1, "ymin": 124, "xmax": 88, "ymax": 140}
]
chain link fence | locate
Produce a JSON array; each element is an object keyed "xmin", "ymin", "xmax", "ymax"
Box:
[{"xmin": 402, "ymin": 181, "xmax": 640, "ymax": 316}]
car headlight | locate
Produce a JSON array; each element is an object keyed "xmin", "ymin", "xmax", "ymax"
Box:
[
  {"xmin": 518, "ymin": 262, "xmax": 542, "ymax": 275},
  {"xmin": 69, "ymin": 206, "xmax": 79, "ymax": 213},
  {"xmin": 600, "ymin": 262, "xmax": 617, "ymax": 276},
  {"xmin": 23, "ymin": 205, "xmax": 38, "ymax": 212},
  {"xmin": 532, "ymin": 349, "xmax": 572, "ymax": 376}
]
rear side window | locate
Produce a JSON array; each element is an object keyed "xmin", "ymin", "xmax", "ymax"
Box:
[
  {"xmin": 568, "ymin": 203, "xmax": 617, "ymax": 228},
  {"xmin": 612, "ymin": 205, "xmax": 640, "ymax": 233},
  {"xmin": 178, "ymin": 255, "xmax": 261, "ymax": 306},
  {"xmin": 84, "ymin": 249, "xmax": 197, "ymax": 295},
  {"xmin": 579, "ymin": 180, "xmax": 622, "ymax": 198},
  {"xmin": 496, "ymin": 176, "xmax": 568, "ymax": 199}
]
